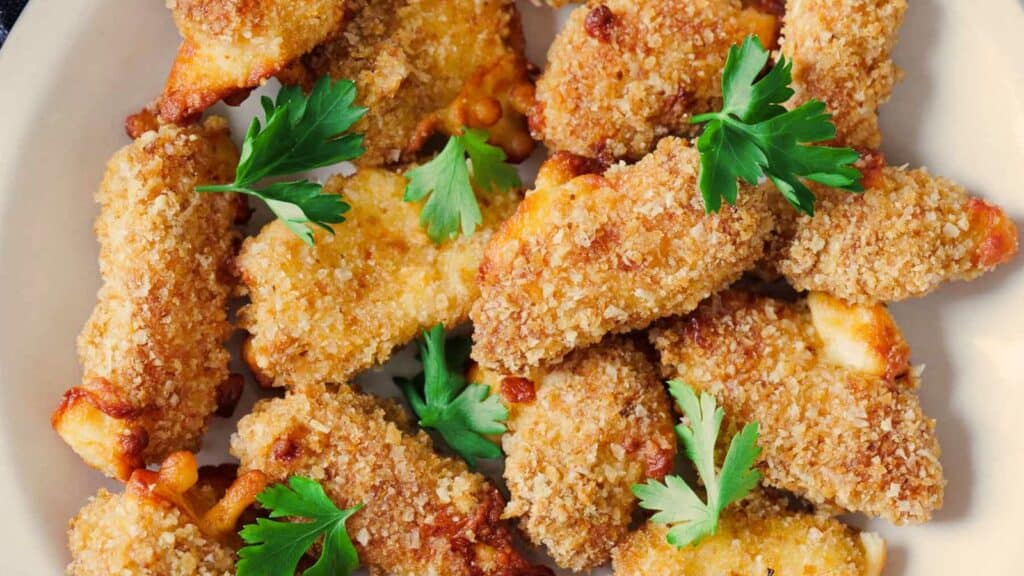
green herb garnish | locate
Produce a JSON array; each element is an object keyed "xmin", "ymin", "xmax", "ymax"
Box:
[
  {"xmin": 396, "ymin": 324, "xmax": 507, "ymax": 468},
  {"xmin": 404, "ymin": 128, "xmax": 520, "ymax": 243},
  {"xmin": 196, "ymin": 77, "xmax": 367, "ymax": 245},
  {"xmin": 691, "ymin": 35, "xmax": 862, "ymax": 215},
  {"xmin": 632, "ymin": 380, "xmax": 761, "ymax": 548},
  {"xmin": 237, "ymin": 476, "xmax": 362, "ymax": 576}
]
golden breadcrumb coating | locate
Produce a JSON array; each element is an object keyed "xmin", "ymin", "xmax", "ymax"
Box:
[
  {"xmin": 472, "ymin": 337, "xmax": 676, "ymax": 571},
  {"xmin": 159, "ymin": 0, "xmax": 349, "ymax": 122},
  {"xmin": 651, "ymin": 291, "xmax": 945, "ymax": 524},
  {"xmin": 612, "ymin": 493, "xmax": 886, "ymax": 576},
  {"xmin": 530, "ymin": 0, "xmax": 778, "ymax": 161},
  {"xmin": 231, "ymin": 384, "xmax": 551, "ymax": 576},
  {"xmin": 289, "ymin": 0, "xmax": 534, "ymax": 166},
  {"xmin": 67, "ymin": 452, "xmax": 266, "ymax": 576},
  {"xmin": 237, "ymin": 168, "xmax": 519, "ymax": 388},
  {"xmin": 775, "ymin": 163, "xmax": 1019, "ymax": 304},
  {"xmin": 470, "ymin": 138, "xmax": 774, "ymax": 375},
  {"xmin": 781, "ymin": 0, "xmax": 907, "ymax": 149},
  {"xmin": 52, "ymin": 118, "xmax": 245, "ymax": 480}
]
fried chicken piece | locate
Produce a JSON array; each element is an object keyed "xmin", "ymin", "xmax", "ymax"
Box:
[
  {"xmin": 651, "ymin": 290, "xmax": 945, "ymax": 523},
  {"xmin": 67, "ymin": 452, "xmax": 266, "ymax": 576},
  {"xmin": 231, "ymin": 383, "xmax": 550, "ymax": 576},
  {"xmin": 530, "ymin": 0, "xmax": 779, "ymax": 161},
  {"xmin": 237, "ymin": 168, "xmax": 519, "ymax": 388},
  {"xmin": 52, "ymin": 118, "xmax": 245, "ymax": 480},
  {"xmin": 471, "ymin": 337, "xmax": 676, "ymax": 571},
  {"xmin": 781, "ymin": 0, "xmax": 907, "ymax": 149},
  {"xmin": 289, "ymin": 0, "xmax": 534, "ymax": 166},
  {"xmin": 774, "ymin": 163, "xmax": 1018, "ymax": 304},
  {"xmin": 158, "ymin": 0, "xmax": 349, "ymax": 122},
  {"xmin": 612, "ymin": 493, "xmax": 886, "ymax": 576},
  {"xmin": 470, "ymin": 138, "xmax": 774, "ymax": 375}
]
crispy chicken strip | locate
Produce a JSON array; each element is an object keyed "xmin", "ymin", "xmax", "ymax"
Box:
[
  {"xmin": 231, "ymin": 383, "xmax": 551, "ymax": 576},
  {"xmin": 470, "ymin": 138, "xmax": 774, "ymax": 375},
  {"xmin": 472, "ymin": 337, "xmax": 676, "ymax": 571},
  {"xmin": 781, "ymin": 0, "xmax": 907, "ymax": 149},
  {"xmin": 773, "ymin": 161, "xmax": 1018, "ymax": 304},
  {"xmin": 651, "ymin": 290, "xmax": 945, "ymax": 523},
  {"xmin": 286, "ymin": 0, "xmax": 534, "ymax": 166},
  {"xmin": 67, "ymin": 452, "xmax": 266, "ymax": 576},
  {"xmin": 158, "ymin": 0, "xmax": 349, "ymax": 122},
  {"xmin": 530, "ymin": 0, "xmax": 778, "ymax": 161},
  {"xmin": 237, "ymin": 168, "xmax": 519, "ymax": 388},
  {"xmin": 52, "ymin": 118, "xmax": 245, "ymax": 480},
  {"xmin": 612, "ymin": 493, "xmax": 886, "ymax": 576}
]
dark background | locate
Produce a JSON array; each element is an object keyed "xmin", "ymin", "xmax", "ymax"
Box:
[{"xmin": 0, "ymin": 0, "xmax": 28, "ymax": 47}]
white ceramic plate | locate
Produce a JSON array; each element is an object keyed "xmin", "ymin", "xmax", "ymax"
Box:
[{"xmin": 1, "ymin": 1, "xmax": 1022, "ymax": 574}]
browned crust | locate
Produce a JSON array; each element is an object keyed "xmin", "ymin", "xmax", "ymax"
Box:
[{"xmin": 650, "ymin": 291, "xmax": 945, "ymax": 523}]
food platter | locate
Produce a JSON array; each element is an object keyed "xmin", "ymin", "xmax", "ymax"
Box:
[{"xmin": 0, "ymin": 1, "xmax": 1022, "ymax": 574}]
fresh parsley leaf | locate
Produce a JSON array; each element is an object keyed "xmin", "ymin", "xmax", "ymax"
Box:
[
  {"xmin": 404, "ymin": 128, "xmax": 520, "ymax": 243},
  {"xmin": 691, "ymin": 35, "xmax": 862, "ymax": 215},
  {"xmin": 396, "ymin": 324, "xmax": 508, "ymax": 468},
  {"xmin": 631, "ymin": 380, "xmax": 761, "ymax": 548},
  {"xmin": 196, "ymin": 76, "xmax": 366, "ymax": 245},
  {"xmin": 237, "ymin": 476, "xmax": 363, "ymax": 576}
]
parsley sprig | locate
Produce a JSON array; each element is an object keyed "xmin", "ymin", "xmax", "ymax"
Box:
[
  {"xmin": 196, "ymin": 77, "xmax": 367, "ymax": 245},
  {"xmin": 237, "ymin": 476, "xmax": 363, "ymax": 576},
  {"xmin": 632, "ymin": 380, "xmax": 761, "ymax": 548},
  {"xmin": 396, "ymin": 324, "xmax": 508, "ymax": 468},
  {"xmin": 404, "ymin": 128, "xmax": 520, "ymax": 243},
  {"xmin": 692, "ymin": 36, "xmax": 862, "ymax": 215}
]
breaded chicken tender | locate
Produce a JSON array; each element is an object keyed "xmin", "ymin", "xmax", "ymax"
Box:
[
  {"xmin": 231, "ymin": 383, "xmax": 550, "ymax": 576},
  {"xmin": 781, "ymin": 0, "xmax": 907, "ymax": 149},
  {"xmin": 289, "ymin": 0, "xmax": 534, "ymax": 166},
  {"xmin": 472, "ymin": 337, "xmax": 676, "ymax": 571},
  {"xmin": 159, "ymin": 0, "xmax": 349, "ymax": 122},
  {"xmin": 774, "ymin": 163, "xmax": 1018, "ymax": 304},
  {"xmin": 530, "ymin": 0, "xmax": 778, "ymax": 161},
  {"xmin": 470, "ymin": 138, "xmax": 774, "ymax": 375},
  {"xmin": 651, "ymin": 290, "xmax": 945, "ymax": 523},
  {"xmin": 612, "ymin": 493, "xmax": 886, "ymax": 576},
  {"xmin": 52, "ymin": 118, "xmax": 245, "ymax": 480},
  {"xmin": 67, "ymin": 452, "xmax": 266, "ymax": 576},
  {"xmin": 237, "ymin": 168, "xmax": 519, "ymax": 388}
]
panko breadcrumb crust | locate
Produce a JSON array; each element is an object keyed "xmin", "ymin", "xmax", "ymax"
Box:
[
  {"xmin": 52, "ymin": 117, "xmax": 244, "ymax": 480},
  {"xmin": 231, "ymin": 383, "xmax": 551, "ymax": 576},
  {"xmin": 288, "ymin": 0, "xmax": 535, "ymax": 166},
  {"xmin": 237, "ymin": 168, "xmax": 520, "ymax": 389},
  {"xmin": 530, "ymin": 0, "xmax": 778, "ymax": 161},
  {"xmin": 612, "ymin": 493, "xmax": 886, "ymax": 576},
  {"xmin": 66, "ymin": 453, "xmax": 266, "ymax": 576},
  {"xmin": 159, "ymin": 0, "xmax": 350, "ymax": 122},
  {"xmin": 651, "ymin": 291, "xmax": 945, "ymax": 524},
  {"xmin": 775, "ymin": 164, "xmax": 1018, "ymax": 304},
  {"xmin": 470, "ymin": 138, "xmax": 774, "ymax": 375},
  {"xmin": 474, "ymin": 337, "xmax": 676, "ymax": 571},
  {"xmin": 782, "ymin": 0, "xmax": 907, "ymax": 149}
]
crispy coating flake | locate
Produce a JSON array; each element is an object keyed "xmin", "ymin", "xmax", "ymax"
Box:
[
  {"xmin": 472, "ymin": 337, "xmax": 676, "ymax": 571},
  {"xmin": 289, "ymin": 0, "xmax": 534, "ymax": 166},
  {"xmin": 470, "ymin": 138, "xmax": 774, "ymax": 375},
  {"xmin": 237, "ymin": 168, "xmax": 519, "ymax": 388},
  {"xmin": 159, "ymin": 0, "xmax": 349, "ymax": 122},
  {"xmin": 774, "ymin": 164, "xmax": 1018, "ymax": 304},
  {"xmin": 651, "ymin": 291, "xmax": 945, "ymax": 523},
  {"xmin": 530, "ymin": 0, "xmax": 778, "ymax": 161},
  {"xmin": 67, "ymin": 452, "xmax": 266, "ymax": 576},
  {"xmin": 231, "ymin": 384, "xmax": 551, "ymax": 576},
  {"xmin": 781, "ymin": 0, "xmax": 907, "ymax": 149},
  {"xmin": 52, "ymin": 118, "xmax": 244, "ymax": 479},
  {"xmin": 612, "ymin": 493, "xmax": 886, "ymax": 576}
]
